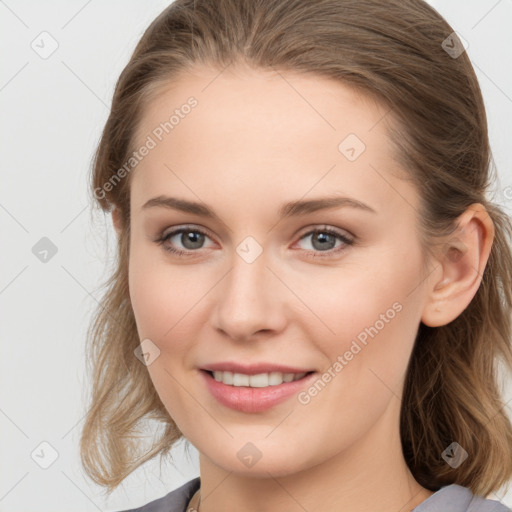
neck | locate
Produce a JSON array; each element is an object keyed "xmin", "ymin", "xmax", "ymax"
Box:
[{"xmin": 195, "ymin": 399, "xmax": 434, "ymax": 512}]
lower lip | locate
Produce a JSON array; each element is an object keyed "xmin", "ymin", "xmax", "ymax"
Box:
[{"xmin": 200, "ymin": 370, "xmax": 317, "ymax": 413}]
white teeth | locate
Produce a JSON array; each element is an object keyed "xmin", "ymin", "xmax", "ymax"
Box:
[
  {"xmin": 249, "ymin": 373, "xmax": 268, "ymax": 387},
  {"xmin": 211, "ymin": 371, "xmax": 308, "ymax": 387},
  {"xmin": 268, "ymin": 372, "xmax": 283, "ymax": 385},
  {"xmin": 233, "ymin": 373, "xmax": 250, "ymax": 386}
]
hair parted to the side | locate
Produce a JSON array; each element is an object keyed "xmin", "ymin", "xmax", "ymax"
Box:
[{"xmin": 81, "ymin": 0, "xmax": 512, "ymax": 497}]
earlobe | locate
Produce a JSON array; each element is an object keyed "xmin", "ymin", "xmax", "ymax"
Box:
[{"xmin": 421, "ymin": 203, "xmax": 495, "ymax": 327}]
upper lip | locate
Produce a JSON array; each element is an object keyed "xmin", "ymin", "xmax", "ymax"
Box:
[{"xmin": 201, "ymin": 362, "xmax": 315, "ymax": 375}]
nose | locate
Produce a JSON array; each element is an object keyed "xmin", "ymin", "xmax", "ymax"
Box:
[{"xmin": 211, "ymin": 245, "xmax": 287, "ymax": 342}]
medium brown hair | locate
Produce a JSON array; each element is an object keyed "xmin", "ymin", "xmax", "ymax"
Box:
[{"xmin": 81, "ymin": 0, "xmax": 512, "ymax": 497}]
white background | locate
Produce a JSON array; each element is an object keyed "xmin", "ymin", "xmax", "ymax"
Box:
[{"xmin": 1, "ymin": 1, "xmax": 512, "ymax": 511}]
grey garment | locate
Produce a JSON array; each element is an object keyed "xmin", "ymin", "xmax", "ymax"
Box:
[
  {"xmin": 117, "ymin": 478, "xmax": 511, "ymax": 512},
  {"xmin": 412, "ymin": 484, "xmax": 510, "ymax": 512},
  {"xmin": 118, "ymin": 477, "xmax": 200, "ymax": 512}
]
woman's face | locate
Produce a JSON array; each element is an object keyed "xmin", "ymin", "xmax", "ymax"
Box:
[{"xmin": 126, "ymin": 64, "xmax": 432, "ymax": 476}]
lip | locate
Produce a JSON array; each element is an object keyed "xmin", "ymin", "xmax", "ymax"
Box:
[
  {"xmin": 199, "ymin": 369, "xmax": 318, "ymax": 413},
  {"xmin": 200, "ymin": 362, "xmax": 315, "ymax": 375}
]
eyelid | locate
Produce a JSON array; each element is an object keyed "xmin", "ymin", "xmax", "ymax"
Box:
[
  {"xmin": 291, "ymin": 225, "xmax": 354, "ymax": 256},
  {"xmin": 294, "ymin": 223, "xmax": 354, "ymax": 241},
  {"xmin": 156, "ymin": 224, "xmax": 216, "ymax": 248},
  {"xmin": 158, "ymin": 223, "xmax": 354, "ymax": 242},
  {"xmin": 159, "ymin": 223, "xmax": 213, "ymax": 239},
  {"xmin": 155, "ymin": 223, "xmax": 355, "ymax": 258}
]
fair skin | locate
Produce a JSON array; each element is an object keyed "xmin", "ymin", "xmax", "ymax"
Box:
[{"xmin": 112, "ymin": 64, "xmax": 494, "ymax": 512}]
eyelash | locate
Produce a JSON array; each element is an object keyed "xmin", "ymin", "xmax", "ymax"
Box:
[{"xmin": 154, "ymin": 225, "xmax": 355, "ymax": 259}]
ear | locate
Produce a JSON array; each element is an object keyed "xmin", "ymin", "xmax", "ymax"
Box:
[
  {"xmin": 421, "ymin": 203, "xmax": 495, "ymax": 327},
  {"xmin": 112, "ymin": 207, "xmax": 123, "ymax": 235}
]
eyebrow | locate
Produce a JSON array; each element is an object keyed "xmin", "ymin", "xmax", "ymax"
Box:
[{"xmin": 141, "ymin": 195, "xmax": 376, "ymax": 219}]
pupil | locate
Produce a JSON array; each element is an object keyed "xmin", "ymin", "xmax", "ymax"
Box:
[
  {"xmin": 183, "ymin": 231, "xmax": 204, "ymax": 249},
  {"xmin": 313, "ymin": 232, "xmax": 335, "ymax": 251}
]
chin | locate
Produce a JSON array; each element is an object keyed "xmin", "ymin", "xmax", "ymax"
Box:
[{"xmin": 201, "ymin": 441, "xmax": 320, "ymax": 478}]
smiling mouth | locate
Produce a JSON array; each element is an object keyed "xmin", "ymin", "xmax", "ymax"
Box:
[{"xmin": 203, "ymin": 369, "xmax": 315, "ymax": 388}]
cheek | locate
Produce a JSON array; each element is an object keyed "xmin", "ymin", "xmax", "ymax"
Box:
[
  {"xmin": 128, "ymin": 245, "xmax": 213, "ymax": 355},
  {"xmin": 128, "ymin": 250, "xmax": 201, "ymax": 429},
  {"xmin": 128, "ymin": 240, "xmax": 177, "ymax": 339},
  {"xmin": 309, "ymin": 250, "xmax": 423, "ymax": 383}
]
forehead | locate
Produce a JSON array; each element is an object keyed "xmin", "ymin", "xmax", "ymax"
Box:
[
  {"xmin": 135, "ymin": 64, "xmax": 388, "ymax": 150},
  {"xmin": 130, "ymin": 65, "xmax": 419, "ymax": 217}
]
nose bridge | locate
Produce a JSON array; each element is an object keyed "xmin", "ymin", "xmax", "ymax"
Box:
[
  {"xmin": 213, "ymin": 240, "xmax": 282, "ymax": 338},
  {"xmin": 224, "ymin": 242, "xmax": 271, "ymax": 311}
]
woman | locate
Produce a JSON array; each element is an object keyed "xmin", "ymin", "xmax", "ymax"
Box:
[{"xmin": 80, "ymin": 0, "xmax": 512, "ymax": 511}]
